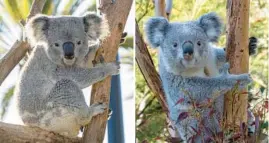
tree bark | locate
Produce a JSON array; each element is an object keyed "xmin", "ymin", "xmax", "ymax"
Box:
[
  {"xmin": 224, "ymin": 0, "xmax": 250, "ymax": 128},
  {"xmin": 27, "ymin": 0, "xmax": 47, "ymax": 21},
  {"xmin": 0, "ymin": 0, "xmax": 47, "ymax": 85},
  {"xmin": 0, "ymin": 41, "xmax": 29, "ymax": 85},
  {"xmin": 81, "ymin": 0, "xmax": 133, "ymax": 143},
  {"xmin": 135, "ymin": 21, "xmax": 168, "ymax": 112},
  {"xmin": 0, "ymin": 122, "xmax": 80, "ymax": 143}
]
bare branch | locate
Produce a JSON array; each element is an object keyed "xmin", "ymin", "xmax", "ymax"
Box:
[
  {"xmin": 81, "ymin": 0, "xmax": 133, "ymax": 142},
  {"xmin": 0, "ymin": 41, "xmax": 29, "ymax": 85},
  {"xmin": 27, "ymin": 0, "xmax": 47, "ymax": 21},
  {"xmin": 0, "ymin": 122, "xmax": 80, "ymax": 143},
  {"xmin": 135, "ymin": 21, "xmax": 168, "ymax": 112}
]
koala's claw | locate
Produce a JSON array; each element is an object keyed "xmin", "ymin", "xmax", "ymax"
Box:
[
  {"xmin": 90, "ymin": 102, "xmax": 107, "ymax": 116},
  {"xmin": 107, "ymin": 108, "xmax": 113, "ymax": 120},
  {"xmin": 249, "ymin": 37, "xmax": 258, "ymax": 55},
  {"xmin": 119, "ymin": 32, "xmax": 127, "ymax": 45}
]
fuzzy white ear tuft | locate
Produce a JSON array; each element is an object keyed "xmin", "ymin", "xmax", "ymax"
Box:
[
  {"xmin": 83, "ymin": 12, "xmax": 110, "ymax": 41},
  {"xmin": 144, "ymin": 17, "xmax": 169, "ymax": 48},
  {"xmin": 198, "ymin": 12, "xmax": 222, "ymax": 42},
  {"xmin": 25, "ymin": 14, "xmax": 49, "ymax": 46}
]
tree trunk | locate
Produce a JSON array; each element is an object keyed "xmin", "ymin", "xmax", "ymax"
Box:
[
  {"xmin": 224, "ymin": 0, "xmax": 250, "ymax": 129},
  {"xmin": 81, "ymin": 0, "xmax": 133, "ymax": 143}
]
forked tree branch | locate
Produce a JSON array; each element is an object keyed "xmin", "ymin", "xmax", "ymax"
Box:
[
  {"xmin": 0, "ymin": 0, "xmax": 47, "ymax": 85},
  {"xmin": 82, "ymin": 0, "xmax": 133, "ymax": 143}
]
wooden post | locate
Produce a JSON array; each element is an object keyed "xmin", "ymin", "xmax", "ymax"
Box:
[
  {"xmin": 224, "ymin": 0, "xmax": 250, "ymax": 129},
  {"xmin": 82, "ymin": 0, "xmax": 133, "ymax": 142}
]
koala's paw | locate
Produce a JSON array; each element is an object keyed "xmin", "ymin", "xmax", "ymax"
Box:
[
  {"xmin": 223, "ymin": 63, "xmax": 230, "ymax": 70},
  {"xmin": 230, "ymin": 73, "xmax": 252, "ymax": 88},
  {"xmin": 220, "ymin": 63, "xmax": 230, "ymax": 75},
  {"xmin": 90, "ymin": 102, "xmax": 107, "ymax": 116},
  {"xmin": 107, "ymin": 108, "xmax": 113, "ymax": 120},
  {"xmin": 249, "ymin": 37, "xmax": 258, "ymax": 55},
  {"xmin": 105, "ymin": 62, "xmax": 120, "ymax": 75}
]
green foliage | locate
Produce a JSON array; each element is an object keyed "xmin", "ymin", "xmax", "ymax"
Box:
[
  {"xmin": 120, "ymin": 36, "xmax": 134, "ymax": 49},
  {"xmin": 135, "ymin": 0, "xmax": 268, "ymax": 142},
  {"xmin": 0, "ymin": 86, "xmax": 14, "ymax": 119}
]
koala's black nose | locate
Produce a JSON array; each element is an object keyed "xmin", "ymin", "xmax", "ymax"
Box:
[
  {"xmin": 182, "ymin": 41, "xmax": 194, "ymax": 55},
  {"xmin": 63, "ymin": 42, "xmax": 74, "ymax": 59}
]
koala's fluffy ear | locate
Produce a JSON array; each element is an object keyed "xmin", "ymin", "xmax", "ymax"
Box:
[
  {"xmin": 144, "ymin": 17, "xmax": 169, "ymax": 48},
  {"xmin": 83, "ymin": 12, "xmax": 109, "ymax": 40},
  {"xmin": 25, "ymin": 14, "xmax": 49, "ymax": 45},
  {"xmin": 198, "ymin": 12, "xmax": 222, "ymax": 42}
]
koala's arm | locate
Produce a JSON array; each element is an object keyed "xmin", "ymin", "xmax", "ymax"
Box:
[
  {"xmin": 56, "ymin": 62, "xmax": 119, "ymax": 89},
  {"xmin": 214, "ymin": 37, "xmax": 258, "ymax": 68},
  {"xmin": 184, "ymin": 73, "xmax": 251, "ymax": 93}
]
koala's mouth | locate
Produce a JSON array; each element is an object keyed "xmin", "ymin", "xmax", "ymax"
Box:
[
  {"xmin": 183, "ymin": 54, "xmax": 193, "ymax": 61},
  {"xmin": 63, "ymin": 58, "xmax": 76, "ymax": 66},
  {"xmin": 181, "ymin": 58, "xmax": 197, "ymax": 67}
]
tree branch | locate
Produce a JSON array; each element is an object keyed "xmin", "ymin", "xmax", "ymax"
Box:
[
  {"xmin": 0, "ymin": 41, "xmax": 29, "ymax": 85},
  {"xmin": 135, "ymin": 21, "xmax": 168, "ymax": 112},
  {"xmin": 81, "ymin": 0, "xmax": 133, "ymax": 143},
  {"xmin": 27, "ymin": 0, "xmax": 47, "ymax": 21},
  {"xmin": 0, "ymin": 0, "xmax": 47, "ymax": 85},
  {"xmin": 0, "ymin": 122, "xmax": 80, "ymax": 143}
]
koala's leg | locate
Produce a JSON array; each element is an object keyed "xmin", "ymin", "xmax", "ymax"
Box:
[
  {"xmin": 56, "ymin": 62, "xmax": 120, "ymax": 89},
  {"xmin": 43, "ymin": 79, "xmax": 106, "ymax": 137}
]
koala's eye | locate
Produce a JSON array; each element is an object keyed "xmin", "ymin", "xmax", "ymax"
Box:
[
  {"xmin": 173, "ymin": 42, "xmax": 178, "ymax": 48},
  {"xmin": 197, "ymin": 41, "xmax": 201, "ymax": 46},
  {"xmin": 55, "ymin": 43, "xmax": 59, "ymax": 47},
  {"xmin": 77, "ymin": 41, "xmax": 81, "ymax": 45}
]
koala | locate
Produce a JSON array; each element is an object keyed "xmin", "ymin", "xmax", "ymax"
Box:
[
  {"xmin": 144, "ymin": 12, "xmax": 252, "ymax": 142},
  {"xmin": 15, "ymin": 12, "xmax": 120, "ymax": 137}
]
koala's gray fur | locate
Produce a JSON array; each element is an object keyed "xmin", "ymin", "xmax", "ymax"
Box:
[
  {"xmin": 15, "ymin": 12, "xmax": 120, "ymax": 137},
  {"xmin": 144, "ymin": 12, "xmax": 252, "ymax": 141}
]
